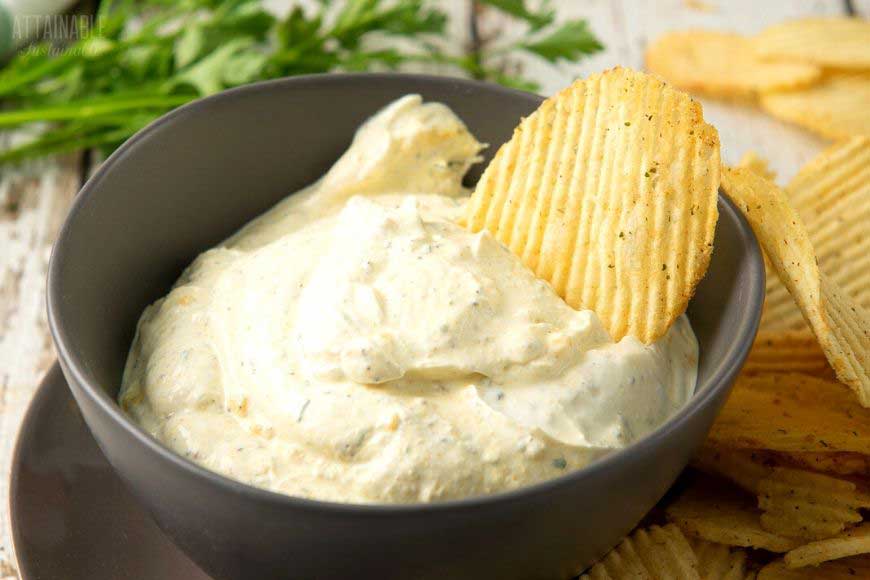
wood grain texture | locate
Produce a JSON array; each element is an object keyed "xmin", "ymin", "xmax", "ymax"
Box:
[
  {"xmin": 852, "ymin": 0, "xmax": 870, "ymax": 17},
  {"xmin": 0, "ymin": 0, "xmax": 852, "ymax": 577},
  {"xmin": 0, "ymin": 153, "xmax": 80, "ymax": 579}
]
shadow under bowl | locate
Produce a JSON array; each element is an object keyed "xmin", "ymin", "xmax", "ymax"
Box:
[{"xmin": 47, "ymin": 73, "xmax": 764, "ymax": 580}]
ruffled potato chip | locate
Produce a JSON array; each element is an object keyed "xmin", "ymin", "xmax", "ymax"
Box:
[
  {"xmin": 760, "ymin": 72, "xmax": 870, "ymax": 140},
  {"xmin": 645, "ymin": 30, "xmax": 819, "ymax": 99},
  {"xmin": 693, "ymin": 446, "xmax": 773, "ymax": 494},
  {"xmin": 743, "ymin": 331, "xmax": 835, "ymax": 379},
  {"xmin": 762, "ymin": 137, "xmax": 870, "ymax": 330},
  {"xmin": 759, "ymin": 556, "xmax": 870, "ymax": 579},
  {"xmin": 786, "ymin": 137, "xmax": 869, "ymax": 309},
  {"xmin": 721, "ymin": 168, "xmax": 870, "ymax": 404},
  {"xmin": 690, "ymin": 538, "xmax": 756, "ymax": 580},
  {"xmin": 754, "ymin": 18, "xmax": 870, "ymax": 69},
  {"xmin": 785, "ymin": 524, "xmax": 870, "ymax": 569},
  {"xmin": 775, "ymin": 452, "xmax": 870, "ymax": 479},
  {"xmin": 694, "ymin": 445, "xmax": 870, "ymax": 488},
  {"xmin": 707, "ymin": 373, "xmax": 870, "ymax": 454},
  {"xmin": 738, "ymin": 151, "xmax": 777, "ymax": 182},
  {"xmin": 581, "ymin": 524, "xmax": 700, "ymax": 580},
  {"xmin": 666, "ymin": 475, "xmax": 801, "ymax": 552},
  {"xmin": 757, "ymin": 467, "xmax": 870, "ymax": 541},
  {"xmin": 466, "ymin": 67, "xmax": 720, "ymax": 343}
]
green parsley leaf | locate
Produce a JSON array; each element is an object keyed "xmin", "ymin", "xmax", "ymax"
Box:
[
  {"xmin": 520, "ymin": 19, "xmax": 603, "ymax": 62},
  {"xmin": 0, "ymin": 0, "xmax": 603, "ymax": 166},
  {"xmin": 477, "ymin": 0, "xmax": 554, "ymax": 31}
]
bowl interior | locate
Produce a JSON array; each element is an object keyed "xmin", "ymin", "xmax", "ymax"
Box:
[{"xmin": 49, "ymin": 73, "xmax": 762, "ymax": 462}]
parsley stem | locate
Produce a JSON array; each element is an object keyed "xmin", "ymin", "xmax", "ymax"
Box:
[
  {"xmin": 0, "ymin": 52, "xmax": 79, "ymax": 97},
  {"xmin": 0, "ymin": 127, "xmax": 112, "ymax": 164},
  {"xmin": 0, "ymin": 94, "xmax": 194, "ymax": 127}
]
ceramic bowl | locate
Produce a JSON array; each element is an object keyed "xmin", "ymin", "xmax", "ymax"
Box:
[{"xmin": 47, "ymin": 73, "xmax": 764, "ymax": 580}]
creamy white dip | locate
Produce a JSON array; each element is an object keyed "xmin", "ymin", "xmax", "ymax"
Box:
[{"xmin": 120, "ymin": 95, "xmax": 698, "ymax": 504}]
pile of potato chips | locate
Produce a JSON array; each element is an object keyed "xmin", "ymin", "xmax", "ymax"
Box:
[
  {"xmin": 646, "ymin": 17, "xmax": 870, "ymax": 139},
  {"xmin": 582, "ymin": 137, "xmax": 869, "ymax": 578},
  {"xmin": 465, "ymin": 62, "xmax": 868, "ymax": 578}
]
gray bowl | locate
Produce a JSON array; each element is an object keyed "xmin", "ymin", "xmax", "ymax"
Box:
[{"xmin": 47, "ymin": 73, "xmax": 764, "ymax": 580}]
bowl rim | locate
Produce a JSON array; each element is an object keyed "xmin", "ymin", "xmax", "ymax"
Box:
[{"xmin": 47, "ymin": 71, "xmax": 765, "ymax": 515}]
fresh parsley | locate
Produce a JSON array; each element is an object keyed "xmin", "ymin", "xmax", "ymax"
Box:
[{"xmin": 0, "ymin": 0, "xmax": 602, "ymax": 165}]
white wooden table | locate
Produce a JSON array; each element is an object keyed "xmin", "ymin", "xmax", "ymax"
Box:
[{"xmin": 0, "ymin": 1, "xmax": 865, "ymax": 576}]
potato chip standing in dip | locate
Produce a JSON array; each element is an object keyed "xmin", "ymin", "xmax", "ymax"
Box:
[{"xmin": 466, "ymin": 67, "xmax": 720, "ymax": 344}]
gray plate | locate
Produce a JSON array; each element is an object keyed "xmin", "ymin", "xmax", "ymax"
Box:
[{"xmin": 10, "ymin": 364, "xmax": 211, "ymax": 580}]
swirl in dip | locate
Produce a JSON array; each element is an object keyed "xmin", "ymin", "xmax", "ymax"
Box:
[{"xmin": 119, "ymin": 96, "xmax": 698, "ymax": 504}]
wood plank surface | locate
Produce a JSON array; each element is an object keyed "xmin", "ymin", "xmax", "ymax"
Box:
[
  {"xmin": 0, "ymin": 154, "xmax": 80, "ymax": 579},
  {"xmin": 852, "ymin": 0, "xmax": 870, "ymax": 16},
  {"xmin": 0, "ymin": 1, "xmax": 859, "ymax": 577}
]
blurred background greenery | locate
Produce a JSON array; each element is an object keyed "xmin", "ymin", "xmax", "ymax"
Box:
[{"xmin": 0, "ymin": 0, "xmax": 602, "ymax": 165}]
